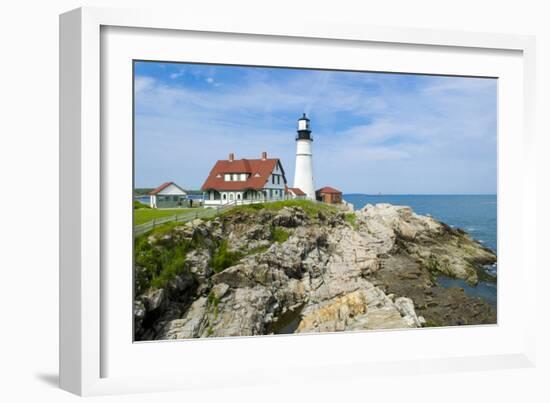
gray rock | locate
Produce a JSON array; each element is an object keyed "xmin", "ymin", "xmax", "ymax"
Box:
[{"xmin": 143, "ymin": 288, "xmax": 165, "ymax": 311}]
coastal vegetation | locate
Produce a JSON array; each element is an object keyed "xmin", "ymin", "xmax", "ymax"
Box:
[
  {"xmin": 222, "ymin": 199, "xmax": 338, "ymax": 218},
  {"xmin": 210, "ymin": 240, "xmax": 243, "ymax": 273},
  {"xmin": 344, "ymin": 212, "xmax": 357, "ymax": 229}
]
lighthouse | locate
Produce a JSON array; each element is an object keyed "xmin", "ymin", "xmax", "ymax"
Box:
[{"xmin": 293, "ymin": 113, "xmax": 315, "ymax": 200}]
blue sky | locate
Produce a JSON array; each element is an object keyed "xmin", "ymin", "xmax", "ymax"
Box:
[{"xmin": 134, "ymin": 61, "xmax": 497, "ymax": 194}]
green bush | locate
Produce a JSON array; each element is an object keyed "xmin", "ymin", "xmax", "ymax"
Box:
[
  {"xmin": 271, "ymin": 227, "xmax": 290, "ymax": 243},
  {"xmin": 344, "ymin": 213, "xmax": 357, "ymax": 229},
  {"xmin": 134, "ymin": 234, "xmax": 190, "ymax": 293},
  {"xmin": 151, "ymin": 248, "xmax": 186, "ymax": 289},
  {"xmin": 210, "ymin": 240, "xmax": 243, "ymax": 273}
]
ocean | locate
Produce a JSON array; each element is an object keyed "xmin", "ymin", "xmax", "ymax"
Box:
[{"xmin": 343, "ymin": 194, "xmax": 497, "ymax": 307}]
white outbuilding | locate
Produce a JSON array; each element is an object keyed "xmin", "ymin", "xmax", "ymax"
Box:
[{"xmin": 148, "ymin": 182, "xmax": 187, "ymax": 208}]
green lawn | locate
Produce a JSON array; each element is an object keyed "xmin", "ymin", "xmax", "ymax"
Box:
[
  {"xmin": 134, "ymin": 208, "xmax": 196, "ymax": 226},
  {"xmin": 222, "ymin": 199, "xmax": 338, "ymax": 218}
]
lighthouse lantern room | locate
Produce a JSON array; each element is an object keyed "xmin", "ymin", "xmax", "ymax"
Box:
[{"xmin": 293, "ymin": 113, "xmax": 315, "ymax": 200}]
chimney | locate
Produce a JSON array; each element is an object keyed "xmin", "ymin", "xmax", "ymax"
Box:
[
  {"xmin": 229, "ymin": 152, "xmax": 235, "ymax": 162},
  {"xmin": 261, "ymin": 151, "xmax": 267, "ymax": 160}
]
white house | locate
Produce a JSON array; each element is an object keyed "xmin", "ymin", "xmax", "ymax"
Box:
[
  {"xmin": 201, "ymin": 152, "xmax": 287, "ymax": 207},
  {"xmin": 148, "ymin": 182, "xmax": 187, "ymax": 208}
]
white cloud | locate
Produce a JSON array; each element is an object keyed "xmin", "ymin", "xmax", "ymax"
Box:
[
  {"xmin": 169, "ymin": 69, "xmax": 185, "ymax": 79},
  {"xmin": 134, "ymin": 76, "xmax": 155, "ymax": 93}
]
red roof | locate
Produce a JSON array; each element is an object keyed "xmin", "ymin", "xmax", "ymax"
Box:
[
  {"xmin": 201, "ymin": 156, "xmax": 286, "ymax": 191},
  {"xmin": 316, "ymin": 186, "xmax": 342, "ymax": 194},
  {"xmin": 149, "ymin": 182, "xmax": 173, "ymax": 195},
  {"xmin": 149, "ymin": 182, "xmax": 186, "ymax": 195},
  {"xmin": 288, "ymin": 187, "xmax": 306, "ymax": 196}
]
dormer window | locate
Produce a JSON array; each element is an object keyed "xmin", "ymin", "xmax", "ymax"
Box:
[{"xmin": 224, "ymin": 173, "xmax": 249, "ymax": 182}]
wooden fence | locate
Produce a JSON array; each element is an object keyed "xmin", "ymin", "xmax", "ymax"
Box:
[{"xmin": 133, "ymin": 201, "xmax": 239, "ymax": 236}]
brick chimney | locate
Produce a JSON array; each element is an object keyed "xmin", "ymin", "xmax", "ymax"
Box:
[
  {"xmin": 229, "ymin": 152, "xmax": 235, "ymax": 162},
  {"xmin": 261, "ymin": 151, "xmax": 267, "ymax": 160}
]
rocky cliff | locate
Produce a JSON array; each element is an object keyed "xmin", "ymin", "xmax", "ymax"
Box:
[{"xmin": 134, "ymin": 201, "xmax": 496, "ymax": 340}]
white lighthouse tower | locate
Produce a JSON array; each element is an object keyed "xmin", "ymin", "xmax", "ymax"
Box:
[{"xmin": 293, "ymin": 113, "xmax": 315, "ymax": 200}]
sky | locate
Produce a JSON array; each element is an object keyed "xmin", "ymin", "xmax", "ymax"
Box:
[{"xmin": 134, "ymin": 61, "xmax": 497, "ymax": 194}]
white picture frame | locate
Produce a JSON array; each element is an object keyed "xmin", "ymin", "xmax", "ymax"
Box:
[{"xmin": 59, "ymin": 6, "xmax": 537, "ymax": 396}]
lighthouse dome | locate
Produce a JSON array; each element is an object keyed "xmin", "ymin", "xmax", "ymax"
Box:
[{"xmin": 296, "ymin": 113, "xmax": 312, "ymax": 141}]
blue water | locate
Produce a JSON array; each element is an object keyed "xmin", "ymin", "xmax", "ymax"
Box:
[{"xmin": 344, "ymin": 194, "xmax": 497, "ymax": 306}]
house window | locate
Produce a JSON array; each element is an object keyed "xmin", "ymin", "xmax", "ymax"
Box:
[
  {"xmin": 237, "ymin": 194, "xmax": 241, "ymax": 200},
  {"xmin": 224, "ymin": 174, "xmax": 230, "ymax": 181},
  {"xmin": 223, "ymin": 194, "xmax": 227, "ymax": 200}
]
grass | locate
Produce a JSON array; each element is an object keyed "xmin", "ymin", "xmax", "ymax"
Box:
[
  {"xmin": 244, "ymin": 245, "xmax": 270, "ymax": 255},
  {"xmin": 210, "ymin": 240, "xmax": 243, "ymax": 273},
  {"xmin": 134, "ymin": 200, "xmax": 150, "ymax": 209},
  {"xmin": 207, "ymin": 291, "xmax": 221, "ymax": 319},
  {"xmin": 222, "ymin": 199, "xmax": 338, "ymax": 219},
  {"xmin": 134, "ymin": 207, "xmax": 196, "ymax": 226},
  {"xmin": 344, "ymin": 213, "xmax": 358, "ymax": 229},
  {"xmin": 134, "ymin": 222, "xmax": 215, "ymax": 293},
  {"xmin": 271, "ymin": 227, "xmax": 290, "ymax": 243},
  {"xmin": 134, "ymin": 235, "xmax": 191, "ymax": 293}
]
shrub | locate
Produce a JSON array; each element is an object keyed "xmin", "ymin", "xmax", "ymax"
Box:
[
  {"xmin": 134, "ymin": 234, "xmax": 190, "ymax": 293},
  {"xmin": 151, "ymin": 248, "xmax": 187, "ymax": 289},
  {"xmin": 210, "ymin": 240, "xmax": 243, "ymax": 273},
  {"xmin": 271, "ymin": 226, "xmax": 290, "ymax": 243},
  {"xmin": 344, "ymin": 213, "xmax": 357, "ymax": 229}
]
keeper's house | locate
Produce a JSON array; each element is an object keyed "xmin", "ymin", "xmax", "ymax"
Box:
[
  {"xmin": 148, "ymin": 182, "xmax": 187, "ymax": 209},
  {"xmin": 201, "ymin": 152, "xmax": 287, "ymax": 207}
]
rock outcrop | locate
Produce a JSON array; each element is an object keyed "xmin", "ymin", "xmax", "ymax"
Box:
[{"xmin": 134, "ymin": 202, "xmax": 496, "ymax": 340}]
